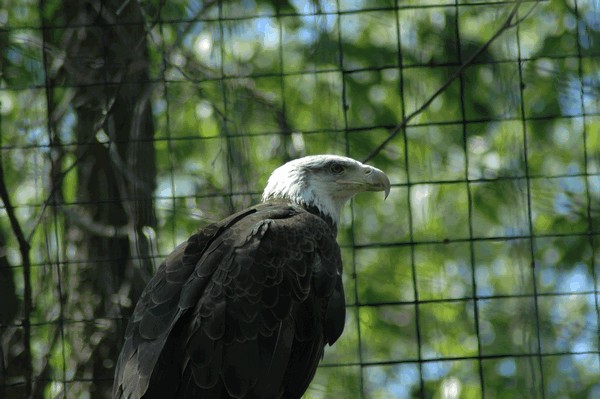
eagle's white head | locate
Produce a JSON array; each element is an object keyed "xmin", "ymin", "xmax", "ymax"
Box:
[{"xmin": 262, "ymin": 155, "xmax": 390, "ymax": 224}]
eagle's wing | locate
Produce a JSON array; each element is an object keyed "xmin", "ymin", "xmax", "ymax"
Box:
[{"xmin": 113, "ymin": 202, "xmax": 344, "ymax": 399}]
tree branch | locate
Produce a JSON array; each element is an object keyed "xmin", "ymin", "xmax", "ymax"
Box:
[
  {"xmin": 60, "ymin": 205, "xmax": 130, "ymax": 238},
  {"xmin": 363, "ymin": 0, "xmax": 530, "ymax": 163},
  {"xmin": 0, "ymin": 156, "xmax": 32, "ymax": 397}
]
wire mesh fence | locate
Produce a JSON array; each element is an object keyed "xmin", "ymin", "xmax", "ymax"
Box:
[{"xmin": 1, "ymin": 0, "xmax": 599, "ymax": 398}]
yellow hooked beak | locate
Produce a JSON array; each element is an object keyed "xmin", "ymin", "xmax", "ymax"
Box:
[{"xmin": 336, "ymin": 165, "xmax": 391, "ymax": 200}]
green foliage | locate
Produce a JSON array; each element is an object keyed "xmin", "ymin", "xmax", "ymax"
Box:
[{"xmin": 1, "ymin": 0, "xmax": 599, "ymax": 398}]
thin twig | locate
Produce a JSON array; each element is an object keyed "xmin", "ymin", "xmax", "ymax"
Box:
[
  {"xmin": 60, "ymin": 206, "xmax": 130, "ymax": 238},
  {"xmin": 363, "ymin": 0, "xmax": 528, "ymax": 163},
  {"xmin": 0, "ymin": 157, "xmax": 33, "ymax": 397},
  {"xmin": 26, "ymin": 146, "xmax": 91, "ymax": 243}
]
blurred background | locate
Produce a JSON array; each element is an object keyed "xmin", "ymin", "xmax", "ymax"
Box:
[{"xmin": 1, "ymin": 0, "xmax": 599, "ymax": 398}]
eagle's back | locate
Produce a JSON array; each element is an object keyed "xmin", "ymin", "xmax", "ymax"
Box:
[{"xmin": 113, "ymin": 200, "xmax": 345, "ymax": 399}]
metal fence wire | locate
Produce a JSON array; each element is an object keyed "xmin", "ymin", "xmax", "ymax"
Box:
[{"xmin": 1, "ymin": 0, "xmax": 599, "ymax": 398}]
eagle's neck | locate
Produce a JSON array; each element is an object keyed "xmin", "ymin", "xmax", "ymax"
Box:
[
  {"xmin": 261, "ymin": 168, "xmax": 341, "ymax": 227},
  {"xmin": 303, "ymin": 203, "xmax": 337, "ymax": 231}
]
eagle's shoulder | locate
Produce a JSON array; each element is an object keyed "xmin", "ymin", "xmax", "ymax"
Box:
[{"xmin": 186, "ymin": 199, "xmax": 333, "ymax": 247}]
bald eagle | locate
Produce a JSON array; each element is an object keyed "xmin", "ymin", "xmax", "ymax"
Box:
[{"xmin": 113, "ymin": 155, "xmax": 390, "ymax": 399}]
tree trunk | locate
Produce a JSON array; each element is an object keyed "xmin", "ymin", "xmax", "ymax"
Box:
[
  {"xmin": 43, "ymin": 1, "xmax": 156, "ymax": 397},
  {"xmin": 0, "ymin": 230, "xmax": 24, "ymax": 399}
]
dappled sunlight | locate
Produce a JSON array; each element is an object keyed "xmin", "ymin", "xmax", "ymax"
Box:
[{"xmin": 1, "ymin": 0, "xmax": 599, "ymax": 398}]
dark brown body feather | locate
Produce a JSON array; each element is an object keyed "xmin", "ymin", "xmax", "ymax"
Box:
[{"xmin": 113, "ymin": 200, "xmax": 345, "ymax": 399}]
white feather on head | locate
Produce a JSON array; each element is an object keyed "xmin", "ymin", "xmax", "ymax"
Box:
[{"xmin": 262, "ymin": 155, "xmax": 390, "ymax": 224}]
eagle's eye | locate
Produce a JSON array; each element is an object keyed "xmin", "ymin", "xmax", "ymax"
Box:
[{"xmin": 330, "ymin": 163, "xmax": 345, "ymax": 174}]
